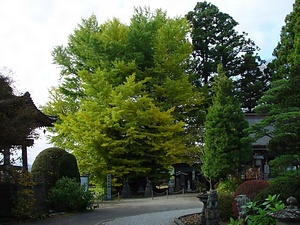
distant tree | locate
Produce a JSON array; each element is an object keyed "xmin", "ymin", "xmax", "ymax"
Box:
[
  {"xmin": 253, "ymin": 0, "xmax": 300, "ymax": 156},
  {"xmin": 269, "ymin": 154, "xmax": 300, "ymax": 177},
  {"xmin": 236, "ymin": 53, "xmax": 270, "ymax": 112},
  {"xmin": 201, "ymin": 65, "xmax": 252, "ymax": 189},
  {"xmin": 0, "ymin": 68, "xmax": 14, "ymax": 99},
  {"xmin": 31, "ymin": 147, "xmax": 80, "ymax": 194},
  {"xmin": 186, "ymin": 1, "xmax": 258, "ymax": 87}
]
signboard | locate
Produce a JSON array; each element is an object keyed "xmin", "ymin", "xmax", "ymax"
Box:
[
  {"xmin": 107, "ymin": 174, "xmax": 112, "ymax": 200},
  {"xmin": 80, "ymin": 176, "xmax": 89, "ymax": 192}
]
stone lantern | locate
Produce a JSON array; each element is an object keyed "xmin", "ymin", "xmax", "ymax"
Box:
[
  {"xmin": 197, "ymin": 189, "xmax": 208, "ymax": 225},
  {"xmin": 269, "ymin": 196, "xmax": 300, "ymax": 225}
]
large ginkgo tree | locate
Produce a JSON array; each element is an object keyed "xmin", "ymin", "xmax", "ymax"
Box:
[{"xmin": 43, "ymin": 8, "xmax": 204, "ymax": 187}]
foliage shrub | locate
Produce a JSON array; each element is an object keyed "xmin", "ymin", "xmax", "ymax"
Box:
[
  {"xmin": 9, "ymin": 169, "xmax": 37, "ymax": 219},
  {"xmin": 255, "ymin": 170, "xmax": 300, "ymax": 206},
  {"xmin": 215, "ymin": 177, "xmax": 242, "ymax": 194},
  {"xmin": 215, "ymin": 177, "xmax": 241, "ymax": 221},
  {"xmin": 218, "ymin": 192, "xmax": 235, "ymax": 222},
  {"xmin": 232, "ymin": 180, "xmax": 270, "ymax": 218},
  {"xmin": 47, "ymin": 177, "xmax": 94, "ymax": 212},
  {"xmin": 229, "ymin": 194, "xmax": 285, "ymax": 225},
  {"xmin": 31, "ymin": 147, "xmax": 80, "ymax": 194}
]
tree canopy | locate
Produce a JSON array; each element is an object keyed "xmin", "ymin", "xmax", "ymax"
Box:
[
  {"xmin": 44, "ymin": 8, "xmax": 203, "ymax": 186},
  {"xmin": 186, "ymin": 1, "xmax": 258, "ymax": 86},
  {"xmin": 186, "ymin": 1, "xmax": 269, "ymax": 112},
  {"xmin": 253, "ymin": 0, "xmax": 300, "ymax": 156},
  {"xmin": 235, "ymin": 54, "xmax": 270, "ymax": 112}
]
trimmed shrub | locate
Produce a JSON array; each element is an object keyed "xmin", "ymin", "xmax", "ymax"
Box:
[
  {"xmin": 232, "ymin": 180, "xmax": 270, "ymax": 218},
  {"xmin": 58, "ymin": 153, "xmax": 80, "ymax": 179},
  {"xmin": 47, "ymin": 177, "xmax": 94, "ymax": 212},
  {"xmin": 218, "ymin": 192, "xmax": 235, "ymax": 222},
  {"xmin": 234, "ymin": 180, "xmax": 270, "ymax": 200},
  {"xmin": 31, "ymin": 147, "xmax": 80, "ymax": 194},
  {"xmin": 255, "ymin": 171, "xmax": 300, "ymax": 206}
]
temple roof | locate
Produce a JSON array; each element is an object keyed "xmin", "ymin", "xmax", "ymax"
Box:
[{"xmin": 0, "ymin": 92, "xmax": 56, "ymax": 146}]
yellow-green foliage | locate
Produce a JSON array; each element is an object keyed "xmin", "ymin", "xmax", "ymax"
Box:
[
  {"xmin": 216, "ymin": 177, "xmax": 242, "ymax": 194},
  {"xmin": 9, "ymin": 169, "xmax": 36, "ymax": 219},
  {"xmin": 89, "ymin": 186, "xmax": 105, "ymax": 201}
]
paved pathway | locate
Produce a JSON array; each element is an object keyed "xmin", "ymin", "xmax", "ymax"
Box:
[
  {"xmin": 21, "ymin": 193, "xmax": 202, "ymax": 225},
  {"xmin": 98, "ymin": 208, "xmax": 200, "ymax": 225}
]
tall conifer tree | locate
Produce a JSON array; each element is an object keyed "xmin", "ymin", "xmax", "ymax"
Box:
[
  {"xmin": 201, "ymin": 65, "xmax": 252, "ymax": 189},
  {"xmin": 186, "ymin": 1, "xmax": 257, "ymax": 87},
  {"xmin": 254, "ymin": 0, "xmax": 300, "ymax": 155},
  {"xmin": 237, "ymin": 53, "xmax": 270, "ymax": 112}
]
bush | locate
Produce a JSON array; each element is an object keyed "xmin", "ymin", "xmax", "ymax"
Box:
[
  {"xmin": 229, "ymin": 194, "xmax": 285, "ymax": 225},
  {"xmin": 218, "ymin": 192, "xmax": 235, "ymax": 222},
  {"xmin": 232, "ymin": 180, "xmax": 270, "ymax": 218},
  {"xmin": 234, "ymin": 180, "xmax": 270, "ymax": 200},
  {"xmin": 31, "ymin": 147, "xmax": 80, "ymax": 194},
  {"xmin": 215, "ymin": 177, "xmax": 242, "ymax": 194},
  {"xmin": 9, "ymin": 169, "xmax": 37, "ymax": 219},
  {"xmin": 47, "ymin": 177, "xmax": 94, "ymax": 212},
  {"xmin": 255, "ymin": 171, "xmax": 300, "ymax": 206}
]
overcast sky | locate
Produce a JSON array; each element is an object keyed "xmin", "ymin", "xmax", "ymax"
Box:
[{"xmin": 0, "ymin": 0, "xmax": 294, "ymax": 165}]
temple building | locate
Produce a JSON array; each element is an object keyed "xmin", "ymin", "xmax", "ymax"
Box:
[{"xmin": 0, "ymin": 92, "xmax": 56, "ymax": 172}]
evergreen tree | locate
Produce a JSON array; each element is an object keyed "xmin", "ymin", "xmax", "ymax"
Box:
[
  {"xmin": 186, "ymin": 2, "xmax": 270, "ymax": 112},
  {"xmin": 0, "ymin": 69, "xmax": 14, "ymax": 99},
  {"xmin": 236, "ymin": 53, "xmax": 270, "ymax": 112},
  {"xmin": 186, "ymin": 1, "xmax": 257, "ymax": 87},
  {"xmin": 253, "ymin": 0, "xmax": 300, "ymax": 155},
  {"xmin": 201, "ymin": 65, "xmax": 252, "ymax": 189}
]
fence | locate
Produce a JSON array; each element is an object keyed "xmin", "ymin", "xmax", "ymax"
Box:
[{"xmin": 99, "ymin": 188, "xmax": 198, "ymax": 202}]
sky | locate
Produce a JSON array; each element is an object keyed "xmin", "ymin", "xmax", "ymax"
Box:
[{"xmin": 0, "ymin": 0, "xmax": 295, "ymax": 165}]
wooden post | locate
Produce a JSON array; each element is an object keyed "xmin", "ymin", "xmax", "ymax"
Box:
[
  {"xmin": 3, "ymin": 147, "xmax": 10, "ymax": 167},
  {"xmin": 22, "ymin": 144, "xmax": 28, "ymax": 171},
  {"xmin": 3, "ymin": 147, "xmax": 11, "ymax": 178}
]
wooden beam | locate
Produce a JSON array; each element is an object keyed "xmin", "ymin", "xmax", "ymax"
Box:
[{"xmin": 22, "ymin": 145, "xmax": 28, "ymax": 171}]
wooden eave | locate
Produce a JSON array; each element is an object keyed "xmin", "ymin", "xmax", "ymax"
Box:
[{"xmin": 0, "ymin": 92, "xmax": 57, "ymax": 128}]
